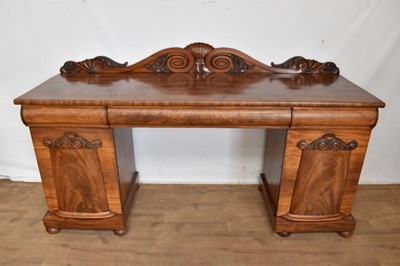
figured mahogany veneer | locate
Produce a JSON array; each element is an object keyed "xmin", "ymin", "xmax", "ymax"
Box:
[{"xmin": 14, "ymin": 43, "xmax": 385, "ymax": 237}]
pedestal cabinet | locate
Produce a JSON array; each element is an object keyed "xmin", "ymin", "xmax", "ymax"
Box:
[
  {"xmin": 28, "ymin": 125, "xmax": 138, "ymax": 236},
  {"xmin": 261, "ymin": 126, "xmax": 375, "ymax": 237}
]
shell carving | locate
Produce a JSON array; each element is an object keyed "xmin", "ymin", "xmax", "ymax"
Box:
[
  {"xmin": 60, "ymin": 43, "xmax": 339, "ymax": 75},
  {"xmin": 184, "ymin": 43, "xmax": 215, "ymax": 59}
]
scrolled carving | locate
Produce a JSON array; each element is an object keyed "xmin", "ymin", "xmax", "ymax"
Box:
[
  {"xmin": 145, "ymin": 50, "xmax": 194, "ymax": 73},
  {"xmin": 43, "ymin": 131, "xmax": 102, "ymax": 149},
  {"xmin": 207, "ymin": 52, "xmax": 233, "ymax": 72},
  {"xmin": 166, "ymin": 52, "xmax": 193, "ymax": 73},
  {"xmin": 297, "ymin": 133, "xmax": 357, "ymax": 151},
  {"xmin": 206, "ymin": 52, "xmax": 255, "ymax": 73},
  {"xmin": 60, "ymin": 42, "xmax": 339, "ymax": 75},
  {"xmin": 60, "ymin": 56, "xmax": 128, "ymax": 74},
  {"xmin": 271, "ymin": 56, "xmax": 339, "ymax": 74}
]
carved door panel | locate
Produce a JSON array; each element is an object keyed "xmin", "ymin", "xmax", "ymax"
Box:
[
  {"xmin": 277, "ymin": 129, "xmax": 371, "ymax": 220},
  {"xmin": 43, "ymin": 131, "xmax": 113, "ymax": 219},
  {"xmin": 284, "ymin": 134, "xmax": 357, "ymax": 222},
  {"xmin": 30, "ymin": 128, "xmax": 122, "ymax": 219},
  {"xmin": 285, "ymin": 136, "xmax": 356, "ymax": 222}
]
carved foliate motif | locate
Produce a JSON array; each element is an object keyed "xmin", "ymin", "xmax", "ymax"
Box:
[
  {"xmin": 205, "ymin": 52, "xmax": 255, "ymax": 73},
  {"xmin": 145, "ymin": 51, "xmax": 193, "ymax": 73},
  {"xmin": 272, "ymin": 56, "xmax": 339, "ymax": 74},
  {"xmin": 231, "ymin": 54, "xmax": 255, "ymax": 73},
  {"xmin": 145, "ymin": 55, "xmax": 171, "ymax": 73},
  {"xmin": 43, "ymin": 131, "xmax": 102, "ymax": 149},
  {"xmin": 60, "ymin": 56, "xmax": 128, "ymax": 74},
  {"xmin": 297, "ymin": 134, "xmax": 357, "ymax": 151},
  {"xmin": 60, "ymin": 42, "xmax": 340, "ymax": 75}
]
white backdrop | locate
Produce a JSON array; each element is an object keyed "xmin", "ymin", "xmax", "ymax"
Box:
[{"xmin": 1, "ymin": 0, "xmax": 399, "ymax": 184}]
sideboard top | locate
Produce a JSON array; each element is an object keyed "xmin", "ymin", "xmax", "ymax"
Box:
[
  {"xmin": 14, "ymin": 42, "xmax": 385, "ymax": 108},
  {"xmin": 14, "ymin": 72, "xmax": 385, "ymax": 108}
]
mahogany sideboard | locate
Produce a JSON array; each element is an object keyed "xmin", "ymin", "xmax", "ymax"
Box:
[{"xmin": 14, "ymin": 43, "xmax": 385, "ymax": 237}]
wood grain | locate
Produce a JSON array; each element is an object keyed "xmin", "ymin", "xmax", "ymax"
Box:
[
  {"xmin": 261, "ymin": 129, "xmax": 287, "ymax": 212},
  {"xmin": 21, "ymin": 106, "xmax": 108, "ymax": 126},
  {"xmin": 260, "ymin": 128, "xmax": 373, "ymax": 235},
  {"xmin": 1, "ymin": 181, "xmax": 399, "ymax": 265},
  {"xmin": 13, "ymin": 73, "xmax": 385, "ymax": 108},
  {"xmin": 275, "ymin": 128, "xmax": 372, "ymax": 217},
  {"xmin": 112, "ymin": 128, "xmax": 137, "ymax": 208},
  {"xmin": 28, "ymin": 127, "xmax": 138, "ymax": 233},
  {"xmin": 108, "ymin": 107, "xmax": 291, "ymax": 128},
  {"xmin": 287, "ymin": 149, "xmax": 350, "ymax": 220},
  {"xmin": 50, "ymin": 148, "xmax": 109, "ymax": 215},
  {"xmin": 292, "ymin": 107, "xmax": 378, "ymax": 127}
]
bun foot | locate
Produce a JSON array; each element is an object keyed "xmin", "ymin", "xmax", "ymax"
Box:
[
  {"xmin": 337, "ymin": 231, "xmax": 353, "ymax": 238},
  {"xmin": 113, "ymin": 227, "xmax": 128, "ymax": 236},
  {"xmin": 46, "ymin": 227, "xmax": 61, "ymax": 234},
  {"xmin": 277, "ymin": 232, "xmax": 292, "ymax": 238}
]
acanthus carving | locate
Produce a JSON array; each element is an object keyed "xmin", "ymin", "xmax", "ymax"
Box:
[
  {"xmin": 271, "ymin": 56, "xmax": 339, "ymax": 75},
  {"xmin": 60, "ymin": 42, "xmax": 340, "ymax": 75},
  {"xmin": 231, "ymin": 54, "xmax": 255, "ymax": 73},
  {"xmin": 60, "ymin": 56, "xmax": 128, "ymax": 74},
  {"xmin": 43, "ymin": 131, "xmax": 102, "ymax": 149},
  {"xmin": 145, "ymin": 55, "xmax": 171, "ymax": 73},
  {"xmin": 206, "ymin": 52, "xmax": 255, "ymax": 73},
  {"xmin": 297, "ymin": 134, "xmax": 357, "ymax": 151},
  {"xmin": 145, "ymin": 51, "xmax": 193, "ymax": 73}
]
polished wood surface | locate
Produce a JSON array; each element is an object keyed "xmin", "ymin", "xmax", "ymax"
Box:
[
  {"xmin": 13, "ymin": 43, "xmax": 385, "ymax": 236},
  {"xmin": 29, "ymin": 127, "xmax": 138, "ymax": 235},
  {"xmin": 261, "ymin": 129, "xmax": 287, "ymax": 211},
  {"xmin": 1, "ymin": 181, "xmax": 399, "ymax": 265},
  {"xmin": 14, "ymin": 73, "xmax": 384, "ymax": 108}
]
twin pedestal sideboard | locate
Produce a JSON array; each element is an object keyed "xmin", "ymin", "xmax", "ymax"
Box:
[{"xmin": 14, "ymin": 43, "xmax": 385, "ymax": 237}]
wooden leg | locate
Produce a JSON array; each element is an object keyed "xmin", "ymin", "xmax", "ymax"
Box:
[
  {"xmin": 113, "ymin": 227, "xmax": 128, "ymax": 236},
  {"xmin": 277, "ymin": 232, "xmax": 292, "ymax": 238},
  {"xmin": 337, "ymin": 231, "xmax": 353, "ymax": 238},
  {"xmin": 46, "ymin": 227, "xmax": 61, "ymax": 234}
]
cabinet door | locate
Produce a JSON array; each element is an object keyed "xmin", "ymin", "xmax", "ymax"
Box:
[
  {"xmin": 30, "ymin": 128, "xmax": 122, "ymax": 219},
  {"xmin": 277, "ymin": 129, "xmax": 371, "ymax": 220}
]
